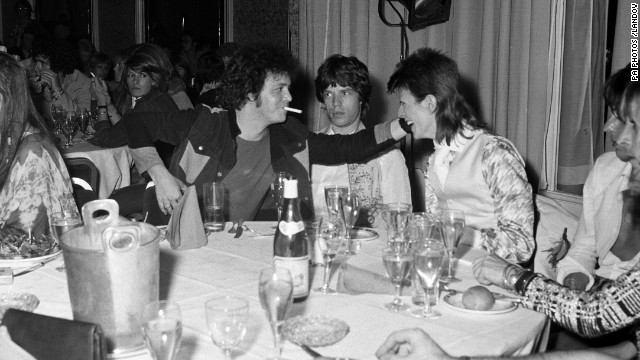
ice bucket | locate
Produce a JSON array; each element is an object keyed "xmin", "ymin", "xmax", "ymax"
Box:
[{"xmin": 61, "ymin": 199, "xmax": 160, "ymax": 355}]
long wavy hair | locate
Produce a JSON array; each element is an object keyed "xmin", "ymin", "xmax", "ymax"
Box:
[
  {"xmin": 0, "ymin": 52, "xmax": 49, "ymax": 189},
  {"xmin": 387, "ymin": 47, "xmax": 484, "ymax": 145}
]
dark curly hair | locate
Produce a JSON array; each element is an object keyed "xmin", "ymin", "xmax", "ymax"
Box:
[
  {"xmin": 314, "ymin": 54, "xmax": 371, "ymax": 105},
  {"xmin": 31, "ymin": 37, "xmax": 79, "ymax": 75},
  {"xmin": 387, "ymin": 47, "xmax": 484, "ymax": 145},
  {"xmin": 217, "ymin": 44, "xmax": 298, "ymax": 111}
]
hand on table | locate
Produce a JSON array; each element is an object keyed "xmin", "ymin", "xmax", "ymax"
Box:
[
  {"xmin": 472, "ymin": 254, "xmax": 510, "ymax": 286},
  {"xmin": 148, "ymin": 165, "xmax": 187, "ymax": 215},
  {"xmin": 375, "ymin": 328, "xmax": 453, "ymax": 360}
]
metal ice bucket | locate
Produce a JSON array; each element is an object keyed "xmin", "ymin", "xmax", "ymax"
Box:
[{"xmin": 61, "ymin": 199, "xmax": 160, "ymax": 355}]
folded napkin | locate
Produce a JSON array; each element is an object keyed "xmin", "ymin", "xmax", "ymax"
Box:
[
  {"xmin": 1, "ymin": 309, "xmax": 107, "ymax": 360},
  {"xmin": 337, "ymin": 264, "xmax": 409, "ymax": 295},
  {"xmin": 166, "ymin": 185, "xmax": 208, "ymax": 250},
  {"xmin": 0, "ymin": 326, "xmax": 36, "ymax": 360}
]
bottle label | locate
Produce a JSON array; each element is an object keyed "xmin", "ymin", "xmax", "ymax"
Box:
[
  {"xmin": 278, "ymin": 220, "xmax": 305, "ymax": 237},
  {"xmin": 274, "ymin": 256, "xmax": 310, "ymax": 298}
]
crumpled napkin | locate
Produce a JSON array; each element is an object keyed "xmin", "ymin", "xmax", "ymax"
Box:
[
  {"xmin": 166, "ymin": 185, "xmax": 208, "ymax": 250},
  {"xmin": 0, "ymin": 326, "xmax": 36, "ymax": 360}
]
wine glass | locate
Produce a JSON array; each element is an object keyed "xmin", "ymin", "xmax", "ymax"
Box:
[
  {"xmin": 206, "ymin": 296, "xmax": 249, "ymax": 360},
  {"xmin": 340, "ymin": 192, "xmax": 361, "ymax": 255},
  {"xmin": 61, "ymin": 110, "xmax": 77, "ymax": 148},
  {"xmin": 382, "ymin": 247, "xmax": 413, "ymax": 312},
  {"xmin": 312, "ymin": 217, "xmax": 343, "ymax": 294},
  {"xmin": 439, "ymin": 209, "xmax": 465, "ymax": 283},
  {"xmin": 270, "ymin": 172, "xmax": 290, "ymax": 220},
  {"xmin": 412, "ymin": 241, "xmax": 445, "ymax": 318},
  {"xmin": 141, "ymin": 300, "xmax": 182, "ymax": 360},
  {"xmin": 258, "ymin": 267, "xmax": 293, "ymax": 360},
  {"xmin": 324, "ymin": 185, "xmax": 348, "ymax": 216},
  {"xmin": 77, "ymin": 108, "xmax": 90, "ymax": 141},
  {"xmin": 382, "ymin": 203, "xmax": 412, "ymax": 251},
  {"xmin": 50, "ymin": 104, "xmax": 64, "ymax": 135}
]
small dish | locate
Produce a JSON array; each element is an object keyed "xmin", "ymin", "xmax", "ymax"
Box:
[
  {"xmin": 349, "ymin": 227, "xmax": 379, "ymax": 242},
  {"xmin": 443, "ymin": 293, "xmax": 517, "ymax": 315},
  {"xmin": 0, "ymin": 292, "xmax": 39, "ymax": 320},
  {"xmin": 283, "ymin": 314, "xmax": 349, "ymax": 347}
]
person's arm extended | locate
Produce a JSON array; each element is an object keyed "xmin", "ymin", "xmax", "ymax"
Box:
[
  {"xmin": 123, "ymin": 108, "xmax": 199, "ymax": 149},
  {"xmin": 308, "ymin": 118, "xmax": 409, "ymax": 165},
  {"xmin": 476, "ymin": 137, "xmax": 535, "ymax": 263}
]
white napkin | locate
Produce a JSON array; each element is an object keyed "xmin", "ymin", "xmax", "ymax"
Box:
[
  {"xmin": 0, "ymin": 326, "xmax": 36, "ymax": 360},
  {"xmin": 166, "ymin": 185, "xmax": 208, "ymax": 250}
]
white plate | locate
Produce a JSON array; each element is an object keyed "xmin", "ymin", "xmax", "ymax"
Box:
[
  {"xmin": 443, "ymin": 293, "xmax": 517, "ymax": 315},
  {"xmin": 350, "ymin": 227, "xmax": 379, "ymax": 242},
  {"xmin": 0, "ymin": 250, "xmax": 62, "ymax": 270}
]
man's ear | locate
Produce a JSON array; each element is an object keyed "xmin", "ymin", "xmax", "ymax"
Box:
[
  {"xmin": 247, "ymin": 93, "xmax": 257, "ymax": 103},
  {"xmin": 420, "ymin": 94, "xmax": 437, "ymax": 112}
]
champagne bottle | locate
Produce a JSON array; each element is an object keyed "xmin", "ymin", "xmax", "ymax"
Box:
[{"xmin": 273, "ymin": 178, "xmax": 309, "ymax": 300}]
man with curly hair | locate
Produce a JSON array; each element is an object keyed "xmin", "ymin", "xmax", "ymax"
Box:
[
  {"xmin": 31, "ymin": 37, "xmax": 91, "ymax": 112},
  {"xmin": 123, "ymin": 44, "xmax": 410, "ymax": 224}
]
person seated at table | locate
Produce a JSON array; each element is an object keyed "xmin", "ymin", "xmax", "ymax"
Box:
[
  {"xmin": 122, "ymin": 43, "xmax": 411, "ymax": 224},
  {"xmin": 556, "ymin": 64, "xmax": 637, "ymax": 291},
  {"xmin": 387, "ymin": 47, "xmax": 534, "ymax": 264},
  {"xmin": 0, "ymin": 52, "xmax": 78, "ymax": 240},
  {"xmin": 87, "ymin": 52, "xmax": 112, "ymax": 83},
  {"xmin": 31, "ymin": 37, "xmax": 91, "ymax": 113},
  {"xmin": 311, "ymin": 54, "xmax": 411, "ymax": 228},
  {"xmin": 107, "ymin": 45, "xmax": 137, "ymax": 94},
  {"xmin": 192, "ymin": 51, "xmax": 225, "ymax": 108}
]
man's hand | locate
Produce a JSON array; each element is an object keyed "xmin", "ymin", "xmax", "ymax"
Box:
[
  {"xmin": 375, "ymin": 328, "xmax": 453, "ymax": 360},
  {"xmin": 148, "ymin": 165, "xmax": 187, "ymax": 215},
  {"xmin": 390, "ymin": 118, "xmax": 414, "ymax": 140},
  {"xmin": 38, "ymin": 69, "xmax": 61, "ymax": 93}
]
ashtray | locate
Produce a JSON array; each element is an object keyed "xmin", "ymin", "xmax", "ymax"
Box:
[{"xmin": 283, "ymin": 314, "xmax": 349, "ymax": 347}]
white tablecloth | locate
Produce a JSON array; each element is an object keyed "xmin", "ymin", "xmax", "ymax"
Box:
[
  {"xmin": 4, "ymin": 222, "xmax": 548, "ymax": 359},
  {"xmin": 61, "ymin": 141, "xmax": 133, "ymax": 199}
]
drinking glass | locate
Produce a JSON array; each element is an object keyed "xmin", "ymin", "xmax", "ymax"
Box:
[
  {"xmin": 270, "ymin": 172, "xmax": 290, "ymax": 220},
  {"xmin": 206, "ymin": 296, "xmax": 249, "ymax": 360},
  {"xmin": 413, "ymin": 241, "xmax": 445, "ymax": 318},
  {"xmin": 77, "ymin": 108, "xmax": 90, "ymax": 141},
  {"xmin": 141, "ymin": 300, "xmax": 182, "ymax": 360},
  {"xmin": 50, "ymin": 104, "xmax": 64, "ymax": 135},
  {"xmin": 382, "ymin": 203, "xmax": 412, "ymax": 251},
  {"xmin": 61, "ymin": 111, "xmax": 77, "ymax": 148},
  {"xmin": 312, "ymin": 217, "xmax": 343, "ymax": 294},
  {"xmin": 259, "ymin": 267, "xmax": 293, "ymax": 360},
  {"xmin": 340, "ymin": 192, "xmax": 361, "ymax": 255},
  {"xmin": 382, "ymin": 247, "xmax": 413, "ymax": 312},
  {"xmin": 50, "ymin": 211, "xmax": 82, "ymax": 243},
  {"xmin": 324, "ymin": 185, "xmax": 348, "ymax": 216},
  {"xmin": 440, "ymin": 209, "xmax": 465, "ymax": 283}
]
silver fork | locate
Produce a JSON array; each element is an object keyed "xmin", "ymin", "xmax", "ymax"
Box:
[{"xmin": 243, "ymin": 224, "xmax": 275, "ymax": 237}]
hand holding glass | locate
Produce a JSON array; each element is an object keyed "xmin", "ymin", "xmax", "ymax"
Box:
[
  {"xmin": 382, "ymin": 247, "xmax": 413, "ymax": 312},
  {"xmin": 413, "ymin": 242, "xmax": 445, "ymax": 318},
  {"xmin": 206, "ymin": 296, "xmax": 249, "ymax": 360},
  {"xmin": 259, "ymin": 267, "xmax": 293, "ymax": 360},
  {"xmin": 440, "ymin": 209, "xmax": 465, "ymax": 283},
  {"xmin": 141, "ymin": 301, "xmax": 182, "ymax": 360}
]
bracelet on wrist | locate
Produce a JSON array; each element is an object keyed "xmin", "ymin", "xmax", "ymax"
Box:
[
  {"xmin": 514, "ymin": 271, "xmax": 537, "ymax": 295},
  {"xmin": 501, "ymin": 264, "xmax": 524, "ymax": 291}
]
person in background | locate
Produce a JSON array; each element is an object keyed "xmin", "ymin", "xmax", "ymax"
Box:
[
  {"xmin": 8, "ymin": 0, "xmax": 47, "ymax": 51},
  {"xmin": 76, "ymin": 38, "xmax": 96, "ymax": 76},
  {"xmin": 179, "ymin": 32, "xmax": 198, "ymax": 76},
  {"xmin": 215, "ymin": 42, "xmax": 242, "ymax": 68},
  {"xmin": 556, "ymin": 64, "xmax": 638, "ymax": 291},
  {"xmin": 107, "ymin": 45, "xmax": 138, "ymax": 94},
  {"xmin": 171, "ymin": 53, "xmax": 197, "ymax": 103},
  {"xmin": 312, "ymin": 54, "xmax": 411, "ymax": 228},
  {"xmin": 122, "ymin": 44, "xmax": 411, "ymax": 224},
  {"xmin": 88, "ymin": 52, "xmax": 112, "ymax": 82},
  {"xmin": 0, "ymin": 52, "xmax": 77, "ymax": 240},
  {"xmin": 193, "ymin": 51, "xmax": 225, "ymax": 108},
  {"xmin": 31, "ymin": 37, "xmax": 91, "ymax": 113},
  {"xmin": 387, "ymin": 47, "xmax": 534, "ymax": 264}
]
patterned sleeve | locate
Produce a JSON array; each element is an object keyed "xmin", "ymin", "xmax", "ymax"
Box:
[
  {"xmin": 523, "ymin": 264, "xmax": 640, "ymax": 338},
  {"xmin": 481, "ymin": 137, "xmax": 535, "ymax": 263}
]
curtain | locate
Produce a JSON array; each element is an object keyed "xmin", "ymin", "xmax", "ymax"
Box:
[{"xmin": 298, "ymin": 0, "xmax": 553, "ymax": 190}]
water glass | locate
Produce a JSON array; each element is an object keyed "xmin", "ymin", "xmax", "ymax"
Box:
[
  {"xmin": 206, "ymin": 296, "xmax": 249, "ymax": 360},
  {"xmin": 412, "ymin": 241, "xmax": 445, "ymax": 318},
  {"xmin": 141, "ymin": 301, "xmax": 182, "ymax": 360},
  {"xmin": 258, "ymin": 267, "xmax": 293, "ymax": 360},
  {"xmin": 50, "ymin": 211, "xmax": 82, "ymax": 243},
  {"xmin": 382, "ymin": 247, "xmax": 413, "ymax": 312},
  {"xmin": 203, "ymin": 182, "xmax": 225, "ymax": 232},
  {"xmin": 312, "ymin": 217, "xmax": 343, "ymax": 294},
  {"xmin": 382, "ymin": 203, "xmax": 412, "ymax": 251}
]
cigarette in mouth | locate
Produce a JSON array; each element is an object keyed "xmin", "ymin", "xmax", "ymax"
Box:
[{"xmin": 284, "ymin": 107, "xmax": 302, "ymax": 113}]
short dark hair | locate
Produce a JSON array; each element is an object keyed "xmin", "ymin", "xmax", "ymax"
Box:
[
  {"xmin": 604, "ymin": 63, "xmax": 632, "ymax": 115},
  {"xmin": 88, "ymin": 52, "xmax": 111, "ymax": 70},
  {"xmin": 32, "ymin": 37, "xmax": 79, "ymax": 75},
  {"xmin": 217, "ymin": 44, "xmax": 298, "ymax": 111},
  {"xmin": 196, "ymin": 51, "xmax": 224, "ymax": 84},
  {"xmin": 387, "ymin": 47, "xmax": 483, "ymax": 144},
  {"xmin": 314, "ymin": 54, "xmax": 372, "ymax": 104}
]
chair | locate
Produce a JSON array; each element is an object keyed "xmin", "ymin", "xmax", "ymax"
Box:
[{"xmin": 65, "ymin": 157, "xmax": 100, "ymax": 209}]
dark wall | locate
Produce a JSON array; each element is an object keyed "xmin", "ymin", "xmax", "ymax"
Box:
[
  {"xmin": 98, "ymin": 0, "xmax": 136, "ymax": 57},
  {"xmin": 233, "ymin": 0, "xmax": 288, "ymax": 48}
]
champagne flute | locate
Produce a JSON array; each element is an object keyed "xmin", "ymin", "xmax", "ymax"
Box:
[
  {"xmin": 77, "ymin": 108, "xmax": 90, "ymax": 141},
  {"xmin": 50, "ymin": 104, "xmax": 64, "ymax": 135},
  {"xmin": 413, "ymin": 241, "xmax": 445, "ymax": 318},
  {"xmin": 382, "ymin": 203, "xmax": 412, "ymax": 251},
  {"xmin": 440, "ymin": 209, "xmax": 465, "ymax": 283},
  {"xmin": 270, "ymin": 172, "xmax": 290, "ymax": 220},
  {"xmin": 206, "ymin": 296, "xmax": 249, "ymax": 360},
  {"xmin": 324, "ymin": 185, "xmax": 348, "ymax": 216},
  {"xmin": 340, "ymin": 192, "xmax": 361, "ymax": 255},
  {"xmin": 382, "ymin": 247, "xmax": 413, "ymax": 312},
  {"xmin": 312, "ymin": 217, "xmax": 343, "ymax": 294},
  {"xmin": 61, "ymin": 111, "xmax": 77, "ymax": 148},
  {"xmin": 259, "ymin": 267, "xmax": 293, "ymax": 360},
  {"xmin": 141, "ymin": 300, "xmax": 182, "ymax": 360}
]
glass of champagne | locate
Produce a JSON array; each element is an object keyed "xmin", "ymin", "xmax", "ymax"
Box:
[
  {"xmin": 312, "ymin": 217, "xmax": 343, "ymax": 294},
  {"xmin": 77, "ymin": 108, "xmax": 90, "ymax": 141},
  {"xmin": 61, "ymin": 111, "xmax": 77, "ymax": 148},
  {"xmin": 141, "ymin": 300, "xmax": 182, "ymax": 360},
  {"xmin": 440, "ymin": 209, "xmax": 465, "ymax": 283},
  {"xmin": 50, "ymin": 104, "xmax": 64, "ymax": 135},
  {"xmin": 206, "ymin": 296, "xmax": 249, "ymax": 360},
  {"xmin": 259, "ymin": 267, "xmax": 293, "ymax": 360},
  {"xmin": 382, "ymin": 203, "xmax": 413, "ymax": 251},
  {"xmin": 270, "ymin": 172, "xmax": 290, "ymax": 220},
  {"xmin": 340, "ymin": 192, "xmax": 361, "ymax": 255},
  {"xmin": 382, "ymin": 247, "xmax": 413, "ymax": 312},
  {"xmin": 413, "ymin": 241, "xmax": 445, "ymax": 318}
]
